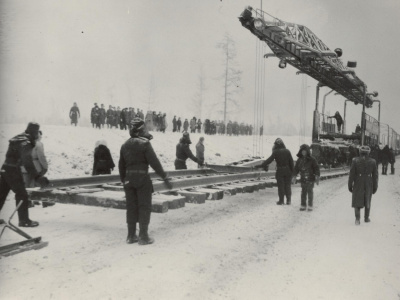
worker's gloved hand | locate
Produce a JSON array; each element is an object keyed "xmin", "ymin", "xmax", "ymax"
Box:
[
  {"xmin": 263, "ymin": 165, "xmax": 269, "ymax": 172},
  {"xmin": 40, "ymin": 168, "xmax": 48, "ymax": 176},
  {"xmin": 373, "ymin": 187, "xmax": 377, "ymax": 194},
  {"xmin": 36, "ymin": 176, "xmax": 50, "ymax": 188},
  {"xmin": 291, "ymin": 177, "xmax": 296, "ymax": 185},
  {"xmin": 348, "ymin": 186, "xmax": 353, "ymax": 193},
  {"xmin": 315, "ymin": 176, "xmax": 320, "ymax": 186},
  {"xmin": 163, "ymin": 177, "xmax": 173, "ymax": 190}
]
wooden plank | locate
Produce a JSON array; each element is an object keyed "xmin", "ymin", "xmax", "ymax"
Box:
[
  {"xmin": 209, "ymin": 185, "xmax": 237, "ymax": 196},
  {"xmin": 151, "ymin": 199, "xmax": 169, "ymax": 213},
  {"xmin": 153, "ymin": 194, "xmax": 185, "ymax": 209},
  {"xmin": 176, "ymin": 191, "xmax": 207, "ymax": 204},
  {"xmin": 194, "ymin": 188, "xmax": 224, "ymax": 200}
]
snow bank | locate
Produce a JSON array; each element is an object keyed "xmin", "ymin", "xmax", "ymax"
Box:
[{"xmin": 0, "ymin": 124, "xmax": 311, "ymax": 179}]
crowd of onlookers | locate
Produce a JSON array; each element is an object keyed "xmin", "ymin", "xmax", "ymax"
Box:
[{"xmin": 69, "ymin": 103, "xmax": 254, "ymax": 136}]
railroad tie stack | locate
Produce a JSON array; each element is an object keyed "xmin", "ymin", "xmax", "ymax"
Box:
[{"xmin": 28, "ymin": 166, "xmax": 349, "ymax": 215}]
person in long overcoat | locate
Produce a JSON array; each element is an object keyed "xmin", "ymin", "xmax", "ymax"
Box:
[
  {"xmin": 176, "ymin": 117, "xmax": 182, "ymax": 132},
  {"xmin": 380, "ymin": 145, "xmax": 391, "ymax": 175},
  {"xmin": 196, "ymin": 137, "xmax": 205, "ymax": 168},
  {"xmin": 69, "ymin": 102, "xmax": 80, "ymax": 126},
  {"xmin": 172, "ymin": 116, "xmax": 177, "ymax": 132},
  {"xmin": 92, "ymin": 140, "xmax": 115, "ymax": 175},
  {"xmin": 183, "ymin": 119, "xmax": 189, "ymax": 132},
  {"xmin": 389, "ymin": 147, "xmax": 396, "ymax": 175},
  {"xmin": 197, "ymin": 119, "xmax": 202, "ymax": 133},
  {"xmin": 190, "ymin": 117, "xmax": 196, "ymax": 133},
  {"xmin": 348, "ymin": 146, "xmax": 378, "ymax": 224}
]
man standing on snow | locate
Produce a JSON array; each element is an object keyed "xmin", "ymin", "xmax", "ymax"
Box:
[
  {"xmin": 292, "ymin": 144, "xmax": 320, "ymax": 211},
  {"xmin": 196, "ymin": 137, "xmax": 205, "ymax": 168},
  {"xmin": 257, "ymin": 138, "xmax": 294, "ymax": 205},
  {"xmin": 119, "ymin": 118, "xmax": 172, "ymax": 245},
  {"xmin": 348, "ymin": 146, "xmax": 378, "ymax": 225},
  {"xmin": 69, "ymin": 102, "xmax": 80, "ymax": 126}
]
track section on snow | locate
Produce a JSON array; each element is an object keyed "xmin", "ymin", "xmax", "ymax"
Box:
[{"xmin": 28, "ymin": 166, "xmax": 349, "ymax": 214}]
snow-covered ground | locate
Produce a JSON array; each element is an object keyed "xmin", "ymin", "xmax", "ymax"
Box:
[
  {"xmin": 0, "ymin": 124, "xmax": 309, "ymax": 178},
  {"xmin": 0, "ymin": 124, "xmax": 399, "ymax": 300}
]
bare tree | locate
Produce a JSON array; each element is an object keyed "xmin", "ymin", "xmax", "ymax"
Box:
[
  {"xmin": 216, "ymin": 33, "xmax": 242, "ymax": 130},
  {"xmin": 191, "ymin": 66, "xmax": 206, "ymax": 120}
]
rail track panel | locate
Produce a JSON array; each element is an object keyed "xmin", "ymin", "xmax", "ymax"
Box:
[{"xmin": 28, "ymin": 166, "xmax": 349, "ymax": 214}]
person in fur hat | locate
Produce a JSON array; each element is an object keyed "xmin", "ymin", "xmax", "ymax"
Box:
[
  {"xmin": 293, "ymin": 144, "xmax": 320, "ymax": 211},
  {"xmin": 119, "ymin": 118, "xmax": 172, "ymax": 245}
]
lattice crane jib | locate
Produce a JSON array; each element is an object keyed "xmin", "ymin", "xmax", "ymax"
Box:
[{"xmin": 239, "ymin": 6, "xmax": 374, "ymax": 107}]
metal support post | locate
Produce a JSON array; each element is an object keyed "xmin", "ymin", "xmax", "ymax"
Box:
[
  {"xmin": 361, "ymin": 84, "xmax": 367, "ymax": 145},
  {"xmin": 343, "ymin": 100, "xmax": 350, "ymax": 135},
  {"xmin": 312, "ymin": 83, "xmax": 322, "ymax": 141},
  {"xmin": 322, "ymin": 89, "xmax": 333, "ymax": 116}
]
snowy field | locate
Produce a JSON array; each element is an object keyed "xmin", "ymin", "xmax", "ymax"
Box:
[
  {"xmin": 0, "ymin": 124, "xmax": 310, "ymax": 178},
  {"xmin": 0, "ymin": 124, "xmax": 399, "ymax": 300}
]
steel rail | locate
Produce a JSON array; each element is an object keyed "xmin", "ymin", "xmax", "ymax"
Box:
[{"xmin": 43, "ymin": 168, "xmax": 222, "ymax": 190}]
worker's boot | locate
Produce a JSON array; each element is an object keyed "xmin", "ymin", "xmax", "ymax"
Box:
[
  {"xmin": 18, "ymin": 205, "xmax": 39, "ymax": 227},
  {"xmin": 355, "ymin": 208, "xmax": 361, "ymax": 225},
  {"xmin": 126, "ymin": 223, "xmax": 138, "ymax": 244},
  {"xmin": 364, "ymin": 207, "xmax": 371, "ymax": 223},
  {"xmin": 138, "ymin": 224, "xmax": 154, "ymax": 245}
]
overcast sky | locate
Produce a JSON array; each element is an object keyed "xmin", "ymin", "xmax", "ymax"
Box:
[{"xmin": 1, "ymin": 0, "xmax": 399, "ymax": 134}]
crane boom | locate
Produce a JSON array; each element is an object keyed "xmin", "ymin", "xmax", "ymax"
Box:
[{"xmin": 239, "ymin": 6, "xmax": 374, "ymax": 107}]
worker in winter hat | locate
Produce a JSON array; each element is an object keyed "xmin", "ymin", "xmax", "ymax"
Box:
[{"xmin": 119, "ymin": 118, "xmax": 171, "ymax": 245}]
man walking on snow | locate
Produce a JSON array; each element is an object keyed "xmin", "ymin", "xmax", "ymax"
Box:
[
  {"xmin": 348, "ymin": 146, "xmax": 378, "ymax": 225},
  {"xmin": 293, "ymin": 144, "xmax": 320, "ymax": 211}
]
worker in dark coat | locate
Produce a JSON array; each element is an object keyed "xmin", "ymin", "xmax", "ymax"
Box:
[
  {"xmin": 115, "ymin": 107, "xmax": 121, "ymax": 129},
  {"xmin": 355, "ymin": 124, "xmax": 361, "ymax": 134},
  {"xmin": 197, "ymin": 119, "xmax": 202, "ymax": 133},
  {"xmin": 99, "ymin": 104, "xmax": 106, "ymax": 128},
  {"xmin": 0, "ymin": 122, "xmax": 49, "ymax": 227},
  {"xmin": 389, "ymin": 147, "xmax": 396, "ymax": 175},
  {"xmin": 106, "ymin": 105, "xmax": 114, "ymax": 128},
  {"xmin": 196, "ymin": 137, "xmax": 205, "ymax": 168},
  {"xmin": 92, "ymin": 140, "xmax": 115, "ymax": 175},
  {"xmin": 190, "ymin": 117, "xmax": 196, "ymax": 133},
  {"xmin": 174, "ymin": 132, "xmax": 201, "ymax": 170},
  {"xmin": 172, "ymin": 116, "xmax": 177, "ymax": 132},
  {"xmin": 258, "ymin": 138, "xmax": 294, "ymax": 205},
  {"xmin": 183, "ymin": 119, "xmax": 189, "ymax": 132},
  {"xmin": 327, "ymin": 111, "xmax": 343, "ymax": 133},
  {"xmin": 160, "ymin": 113, "xmax": 167, "ymax": 133},
  {"xmin": 69, "ymin": 102, "xmax": 80, "ymax": 126},
  {"xmin": 380, "ymin": 145, "xmax": 391, "ymax": 175},
  {"xmin": 91, "ymin": 103, "xmax": 100, "ymax": 128},
  {"xmin": 177, "ymin": 117, "xmax": 182, "ymax": 132},
  {"xmin": 293, "ymin": 144, "xmax": 320, "ymax": 211},
  {"xmin": 348, "ymin": 146, "xmax": 378, "ymax": 225},
  {"xmin": 119, "ymin": 118, "xmax": 172, "ymax": 245}
]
